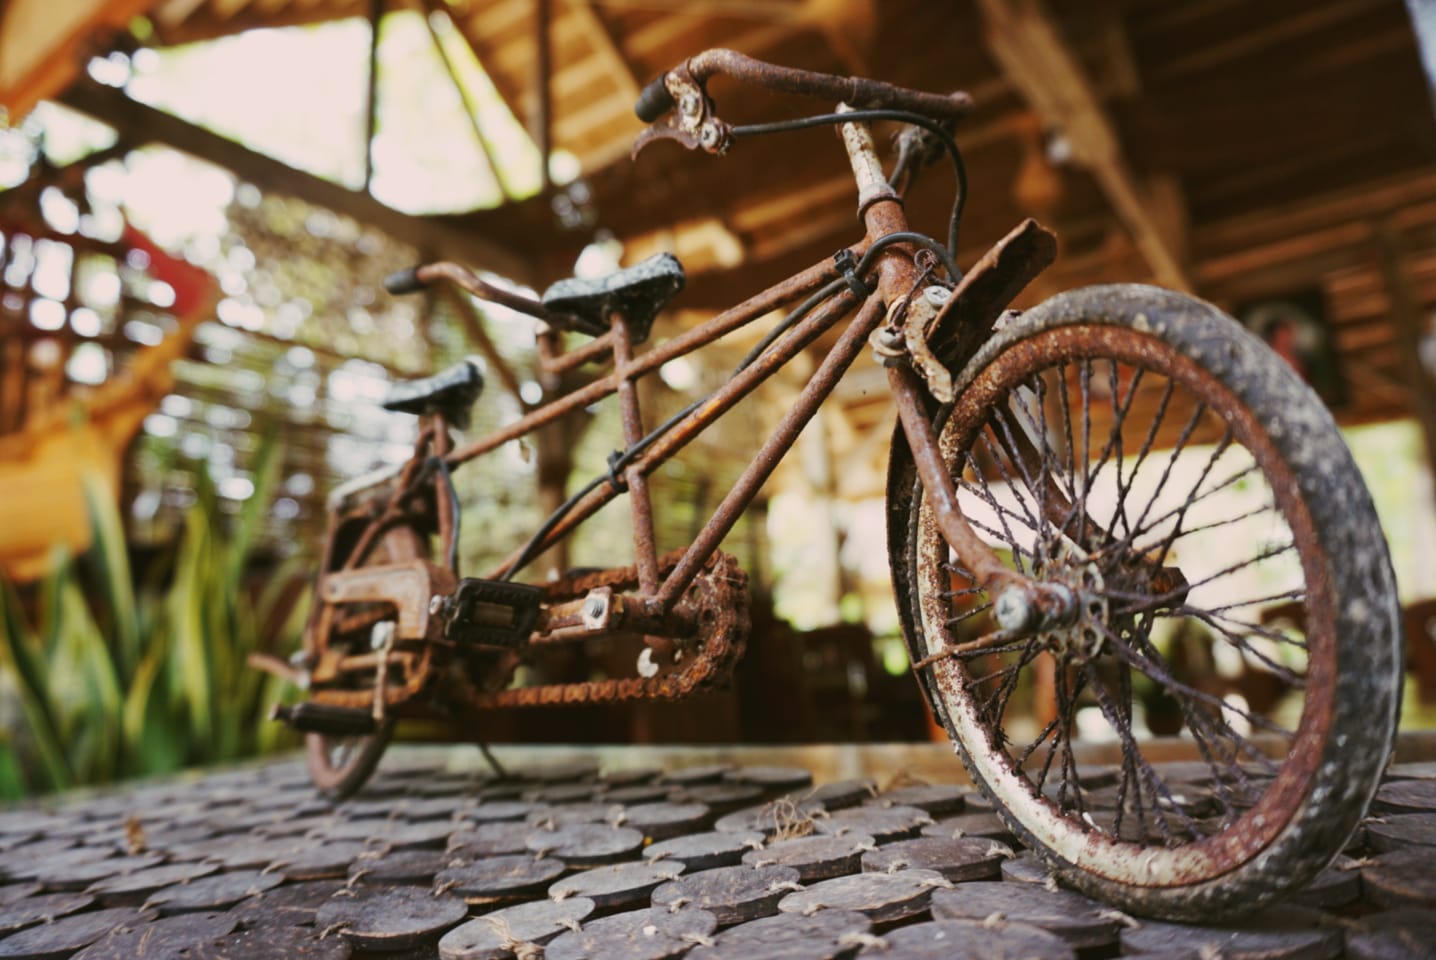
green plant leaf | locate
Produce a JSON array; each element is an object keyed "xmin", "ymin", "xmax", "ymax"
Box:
[
  {"xmin": 0, "ymin": 581, "xmax": 72, "ymax": 791},
  {"xmin": 81, "ymin": 473, "xmax": 141, "ymax": 681},
  {"xmin": 0, "ymin": 733, "xmax": 27, "ymax": 801},
  {"xmin": 227, "ymin": 427, "xmax": 282, "ymax": 589},
  {"xmin": 121, "ymin": 644, "xmax": 184, "ymax": 777},
  {"xmin": 169, "ymin": 506, "xmax": 215, "ymax": 747},
  {"xmin": 61, "ymin": 580, "xmax": 123, "ymax": 783}
]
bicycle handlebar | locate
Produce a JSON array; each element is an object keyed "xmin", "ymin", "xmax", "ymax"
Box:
[
  {"xmin": 635, "ymin": 74, "xmax": 675, "ymax": 123},
  {"xmin": 383, "ymin": 262, "xmax": 550, "ymax": 321},
  {"xmin": 635, "ymin": 48, "xmax": 972, "ymax": 123}
]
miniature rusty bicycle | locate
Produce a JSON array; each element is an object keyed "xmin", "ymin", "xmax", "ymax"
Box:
[{"xmin": 252, "ymin": 49, "xmax": 1402, "ymax": 920}]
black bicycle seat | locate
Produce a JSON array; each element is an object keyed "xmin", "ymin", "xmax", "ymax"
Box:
[
  {"xmin": 541, "ymin": 252, "xmax": 685, "ymax": 344},
  {"xmin": 381, "ymin": 359, "xmax": 484, "ymax": 428}
]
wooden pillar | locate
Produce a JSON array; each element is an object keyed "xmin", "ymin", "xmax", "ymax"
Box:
[
  {"xmin": 1378, "ymin": 219, "xmax": 1436, "ymax": 490},
  {"xmin": 532, "ymin": 0, "xmax": 552, "ymax": 195},
  {"xmin": 363, "ymin": 0, "xmax": 384, "ymax": 193}
]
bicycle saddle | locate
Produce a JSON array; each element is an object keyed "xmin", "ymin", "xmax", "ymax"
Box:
[
  {"xmin": 381, "ymin": 358, "xmax": 484, "ymax": 429},
  {"xmin": 541, "ymin": 252, "xmax": 685, "ymax": 344}
]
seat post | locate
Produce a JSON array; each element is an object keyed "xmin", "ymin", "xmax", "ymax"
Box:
[
  {"xmin": 425, "ymin": 412, "xmax": 460, "ymax": 572},
  {"xmin": 610, "ymin": 312, "xmax": 660, "ymax": 597}
]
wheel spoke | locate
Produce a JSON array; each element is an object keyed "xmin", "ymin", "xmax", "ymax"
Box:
[
  {"xmin": 1099, "ymin": 619, "xmax": 1292, "ymax": 740},
  {"xmin": 906, "ymin": 309, "xmax": 1393, "ymax": 901}
]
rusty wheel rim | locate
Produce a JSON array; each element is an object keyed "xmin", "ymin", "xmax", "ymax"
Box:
[{"xmin": 916, "ymin": 325, "xmax": 1333, "ymax": 887}]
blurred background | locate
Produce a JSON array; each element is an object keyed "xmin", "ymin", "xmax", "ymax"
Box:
[{"xmin": 3, "ymin": 0, "xmax": 1436, "ymax": 798}]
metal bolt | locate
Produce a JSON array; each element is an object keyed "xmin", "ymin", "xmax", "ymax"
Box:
[
  {"xmin": 370, "ymin": 620, "xmax": 396, "ymax": 651},
  {"xmin": 581, "ymin": 591, "xmax": 610, "ymax": 630},
  {"xmin": 680, "ymin": 93, "xmax": 700, "ymax": 116},
  {"xmin": 922, "ymin": 285, "xmax": 952, "ymax": 309},
  {"xmin": 993, "ymin": 588, "xmax": 1035, "ymax": 633},
  {"xmin": 699, "ymin": 125, "xmax": 721, "ymax": 149}
]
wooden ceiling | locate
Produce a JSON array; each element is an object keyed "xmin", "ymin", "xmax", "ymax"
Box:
[{"xmin": 8, "ymin": 0, "xmax": 1436, "ymax": 446}]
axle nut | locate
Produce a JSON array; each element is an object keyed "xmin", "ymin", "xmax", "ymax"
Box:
[{"xmin": 994, "ymin": 588, "xmax": 1035, "ymax": 633}]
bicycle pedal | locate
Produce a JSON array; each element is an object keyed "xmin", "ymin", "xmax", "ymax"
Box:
[
  {"xmin": 445, "ymin": 578, "xmax": 543, "ymax": 648},
  {"xmin": 271, "ymin": 701, "xmax": 377, "ymax": 737}
]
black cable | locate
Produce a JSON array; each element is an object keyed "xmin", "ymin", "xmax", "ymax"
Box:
[
  {"xmin": 730, "ymin": 109, "xmax": 968, "ymax": 258},
  {"xmin": 734, "ymin": 231, "xmax": 956, "ymax": 375}
]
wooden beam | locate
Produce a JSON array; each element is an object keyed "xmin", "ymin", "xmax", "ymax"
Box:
[
  {"xmin": 417, "ymin": 1, "xmax": 516, "ymax": 201},
  {"xmin": 154, "ymin": 0, "xmax": 211, "ymax": 28},
  {"xmin": 589, "ymin": 0, "xmax": 800, "ymax": 15},
  {"xmin": 1195, "ymin": 166, "xmax": 1436, "ymax": 262},
  {"xmin": 59, "ymin": 79, "xmax": 536, "ymax": 281},
  {"xmin": 532, "ymin": 0, "xmax": 553, "ymax": 194},
  {"xmin": 975, "ymin": 0, "xmax": 1192, "ymax": 291},
  {"xmin": 1154, "ymin": 0, "xmax": 1388, "ymax": 81},
  {"xmin": 0, "ymin": 0, "xmax": 154, "ymax": 118},
  {"xmin": 565, "ymin": 0, "xmax": 641, "ymax": 104}
]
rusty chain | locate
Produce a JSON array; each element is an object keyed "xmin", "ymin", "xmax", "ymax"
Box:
[{"xmin": 458, "ymin": 549, "xmax": 750, "ymax": 710}]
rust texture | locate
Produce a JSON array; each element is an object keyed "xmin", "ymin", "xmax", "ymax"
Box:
[
  {"xmin": 611, "ymin": 312, "xmax": 660, "ymax": 595},
  {"xmin": 462, "ymin": 550, "xmax": 749, "ymax": 710},
  {"xmin": 682, "ymin": 48, "xmax": 973, "ymax": 121}
]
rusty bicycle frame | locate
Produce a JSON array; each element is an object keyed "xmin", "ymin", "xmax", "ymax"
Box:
[{"xmin": 256, "ymin": 48, "xmax": 1077, "ymax": 725}]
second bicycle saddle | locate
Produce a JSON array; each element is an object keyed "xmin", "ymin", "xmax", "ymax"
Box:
[
  {"xmin": 541, "ymin": 252, "xmax": 685, "ymax": 343},
  {"xmin": 382, "ymin": 359, "xmax": 484, "ymax": 429}
]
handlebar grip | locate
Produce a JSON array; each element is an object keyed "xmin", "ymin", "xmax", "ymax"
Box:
[
  {"xmin": 635, "ymin": 73, "xmax": 674, "ymax": 122},
  {"xmin": 384, "ymin": 266, "xmax": 426, "ymax": 295}
]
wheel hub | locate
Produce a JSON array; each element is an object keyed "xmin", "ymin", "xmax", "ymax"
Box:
[{"xmin": 1034, "ymin": 541, "xmax": 1107, "ymax": 662}]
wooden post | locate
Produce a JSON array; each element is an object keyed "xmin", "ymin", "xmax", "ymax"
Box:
[
  {"xmin": 363, "ymin": 0, "xmax": 383, "ymax": 193},
  {"xmin": 533, "ymin": 0, "xmax": 553, "ymax": 195},
  {"xmin": 1378, "ymin": 219, "xmax": 1436, "ymax": 489}
]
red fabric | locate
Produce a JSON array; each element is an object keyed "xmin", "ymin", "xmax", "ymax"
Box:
[{"xmin": 121, "ymin": 224, "xmax": 215, "ymax": 316}]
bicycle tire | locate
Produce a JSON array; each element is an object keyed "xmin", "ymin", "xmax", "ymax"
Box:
[
  {"xmin": 305, "ymin": 522, "xmax": 427, "ymax": 801},
  {"xmin": 887, "ymin": 284, "xmax": 1402, "ymax": 920}
]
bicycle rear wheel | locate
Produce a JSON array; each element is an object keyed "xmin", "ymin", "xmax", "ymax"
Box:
[
  {"xmin": 305, "ymin": 522, "xmax": 426, "ymax": 800},
  {"xmin": 890, "ymin": 284, "xmax": 1401, "ymax": 919}
]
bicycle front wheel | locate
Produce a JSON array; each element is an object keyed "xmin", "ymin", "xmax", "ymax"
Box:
[{"xmin": 892, "ymin": 284, "xmax": 1401, "ymax": 919}]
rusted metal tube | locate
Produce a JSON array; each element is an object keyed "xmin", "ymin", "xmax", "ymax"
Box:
[
  {"xmin": 654, "ymin": 293, "xmax": 888, "ymax": 610},
  {"xmin": 539, "ymin": 328, "xmax": 615, "ymax": 376},
  {"xmin": 684, "ymin": 48, "xmax": 973, "ymax": 120},
  {"xmin": 486, "ymin": 286, "xmax": 859, "ymax": 579},
  {"xmin": 612, "ymin": 314, "xmax": 660, "ymax": 594},
  {"xmin": 446, "ymin": 249, "xmax": 853, "ymax": 468},
  {"xmin": 888, "ymin": 363, "xmax": 1019, "ymax": 592},
  {"xmin": 414, "ymin": 262, "xmax": 550, "ymax": 319}
]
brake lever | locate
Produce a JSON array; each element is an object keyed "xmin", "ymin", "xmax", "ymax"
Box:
[
  {"xmin": 631, "ymin": 120, "xmax": 706, "ymax": 159},
  {"xmin": 631, "ymin": 64, "xmax": 733, "ymax": 160}
]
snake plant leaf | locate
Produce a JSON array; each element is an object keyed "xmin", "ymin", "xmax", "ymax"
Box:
[
  {"xmin": 227, "ymin": 427, "xmax": 282, "ymax": 590},
  {"xmin": 170, "ymin": 506, "xmax": 215, "ymax": 745},
  {"xmin": 81, "ymin": 473, "xmax": 141, "ymax": 681},
  {"xmin": 60, "ymin": 579, "xmax": 123, "ymax": 783},
  {"xmin": 0, "ymin": 579, "xmax": 72, "ymax": 791},
  {"xmin": 122, "ymin": 645, "xmax": 185, "ymax": 777},
  {"xmin": 0, "ymin": 733, "xmax": 26, "ymax": 801}
]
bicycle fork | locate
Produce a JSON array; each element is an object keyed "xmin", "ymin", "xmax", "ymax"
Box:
[{"xmin": 839, "ymin": 106, "xmax": 1079, "ymax": 639}]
